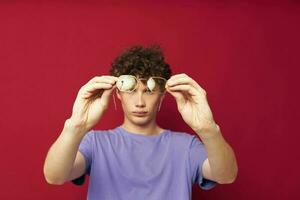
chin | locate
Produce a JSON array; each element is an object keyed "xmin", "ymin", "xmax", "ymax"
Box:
[{"xmin": 130, "ymin": 116, "xmax": 152, "ymax": 126}]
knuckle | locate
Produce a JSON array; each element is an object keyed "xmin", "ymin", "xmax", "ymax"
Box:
[
  {"xmin": 88, "ymin": 77, "xmax": 96, "ymax": 84},
  {"xmin": 91, "ymin": 76, "xmax": 101, "ymax": 81},
  {"xmin": 79, "ymin": 85, "xmax": 86, "ymax": 91},
  {"xmin": 78, "ymin": 88, "xmax": 86, "ymax": 96}
]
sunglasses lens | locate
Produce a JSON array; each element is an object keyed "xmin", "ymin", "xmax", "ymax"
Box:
[
  {"xmin": 117, "ymin": 75, "xmax": 137, "ymax": 92},
  {"xmin": 117, "ymin": 75, "xmax": 166, "ymax": 93},
  {"xmin": 147, "ymin": 77, "xmax": 166, "ymax": 92}
]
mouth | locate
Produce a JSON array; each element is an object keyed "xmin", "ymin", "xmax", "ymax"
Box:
[{"xmin": 132, "ymin": 111, "xmax": 148, "ymax": 117}]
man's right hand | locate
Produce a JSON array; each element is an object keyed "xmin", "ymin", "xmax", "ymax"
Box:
[{"xmin": 67, "ymin": 75, "xmax": 119, "ymax": 133}]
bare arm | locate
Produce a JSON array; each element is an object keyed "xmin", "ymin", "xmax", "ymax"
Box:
[
  {"xmin": 197, "ymin": 124, "xmax": 238, "ymax": 184},
  {"xmin": 164, "ymin": 73, "xmax": 238, "ymax": 184},
  {"xmin": 43, "ymin": 75, "xmax": 118, "ymax": 185},
  {"xmin": 43, "ymin": 119, "xmax": 87, "ymax": 185}
]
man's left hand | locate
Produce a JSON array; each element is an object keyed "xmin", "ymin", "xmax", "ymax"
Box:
[{"xmin": 165, "ymin": 73, "xmax": 217, "ymax": 133}]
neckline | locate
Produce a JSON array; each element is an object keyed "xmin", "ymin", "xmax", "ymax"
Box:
[{"xmin": 117, "ymin": 125, "xmax": 169, "ymax": 139}]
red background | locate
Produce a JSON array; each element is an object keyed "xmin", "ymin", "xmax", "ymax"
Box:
[{"xmin": 0, "ymin": 1, "xmax": 299, "ymax": 199}]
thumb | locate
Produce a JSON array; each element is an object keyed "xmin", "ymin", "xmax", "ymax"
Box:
[
  {"xmin": 99, "ymin": 85, "xmax": 116, "ymax": 106},
  {"xmin": 166, "ymin": 88, "xmax": 186, "ymax": 107}
]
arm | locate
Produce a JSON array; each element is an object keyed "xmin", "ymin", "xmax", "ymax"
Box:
[
  {"xmin": 43, "ymin": 119, "xmax": 87, "ymax": 185},
  {"xmin": 43, "ymin": 75, "xmax": 118, "ymax": 185},
  {"xmin": 165, "ymin": 73, "xmax": 238, "ymax": 184},
  {"xmin": 197, "ymin": 124, "xmax": 238, "ymax": 184}
]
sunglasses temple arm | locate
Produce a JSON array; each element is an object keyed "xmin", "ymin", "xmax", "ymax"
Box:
[{"xmin": 112, "ymin": 93, "xmax": 117, "ymax": 111}]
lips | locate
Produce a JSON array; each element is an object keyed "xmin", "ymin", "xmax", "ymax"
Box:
[{"xmin": 132, "ymin": 111, "xmax": 148, "ymax": 116}]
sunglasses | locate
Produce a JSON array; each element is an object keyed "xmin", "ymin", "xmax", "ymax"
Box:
[{"xmin": 116, "ymin": 75, "xmax": 167, "ymax": 93}]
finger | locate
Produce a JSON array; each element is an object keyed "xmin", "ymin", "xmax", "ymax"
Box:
[
  {"xmin": 85, "ymin": 82, "xmax": 113, "ymax": 93},
  {"xmin": 166, "ymin": 77, "xmax": 199, "ymax": 90},
  {"xmin": 167, "ymin": 84, "xmax": 200, "ymax": 97},
  {"xmin": 167, "ymin": 73, "xmax": 189, "ymax": 83},
  {"xmin": 168, "ymin": 73, "xmax": 187, "ymax": 79},
  {"xmin": 96, "ymin": 85, "xmax": 117, "ymax": 109},
  {"xmin": 89, "ymin": 76, "xmax": 119, "ymax": 84},
  {"xmin": 89, "ymin": 78, "xmax": 117, "ymax": 85},
  {"xmin": 167, "ymin": 74, "xmax": 204, "ymax": 91},
  {"xmin": 92, "ymin": 75, "xmax": 119, "ymax": 81},
  {"xmin": 166, "ymin": 88, "xmax": 186, "ymax": 108},
  {"xmin": 101, "ymin": 85, "xmax": 116, "ymax": 100},
  {"xmin": 85, "ymin": 84, "xmax": 116, "ymax": 100}
]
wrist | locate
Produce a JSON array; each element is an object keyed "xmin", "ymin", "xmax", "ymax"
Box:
[
  {"xmin": 63, "ymin": 119, "xmax": 89, "ymax": 137},
  {"xmin": 193, "ymin": 122, "xmax": 221, "ymax": 139}
]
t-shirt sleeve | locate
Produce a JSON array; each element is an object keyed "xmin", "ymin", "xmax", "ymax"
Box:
[
  {"xmin": 78, "ymin": 130, "xmax": 94, "ymax": 176},
  {"xmin": 71, "ymin": 130, "xmax": 94, "ymax": 185},
  {"xmin": 188, "ymin": 135, "xmax": 217, "ymax": 190}
]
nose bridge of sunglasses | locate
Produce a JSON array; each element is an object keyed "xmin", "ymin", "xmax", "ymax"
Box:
[{"xmin": 136, "ymin": 78, "xmax": 149, "ymax": 90}]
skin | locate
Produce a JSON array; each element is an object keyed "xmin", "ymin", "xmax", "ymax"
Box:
[
  {"xmin": 43, "ymin": 75, "xmax": 119, "ymax": 184},
  {"xmin": 116, "ymin": 73, "xmax": 238, "ymax": 184},
  {"xmin": 165, "ymin": 73, "xmax": 238, "ymax": 184},
  {"xmin": 43, "ymin": 73, "xmax": 237, "ymax": 185},
  {"xmin": 116, "ymin": 76, "xmax": 166, "ymax": 135}
]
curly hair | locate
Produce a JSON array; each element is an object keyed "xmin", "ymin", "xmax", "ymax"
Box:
[{"xmin": 109, "ymin": 44, "xmax": 172, "ymax": 80}]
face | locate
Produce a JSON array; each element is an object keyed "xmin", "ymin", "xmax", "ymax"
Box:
[{"xmin": 116, "ymin": 77, "xmax": 166, "ymax": 127}]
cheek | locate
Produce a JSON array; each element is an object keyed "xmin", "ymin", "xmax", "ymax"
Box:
[
  {"xmin": 120, "ymin": 95, "xmax": 133, "ymax": 112},
  {"xmin": 148, "ymin": 97, "xmax": 161, "ymax": 108}
]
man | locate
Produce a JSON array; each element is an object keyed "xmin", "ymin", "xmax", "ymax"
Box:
[{"xmin": 43, "ymin": 45, "xmax": 238, "ymax": 200}]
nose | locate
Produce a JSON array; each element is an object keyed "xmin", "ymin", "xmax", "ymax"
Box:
[{"xmin": 134, "ymin": 90, "xmax": 146, "ymax": 108}]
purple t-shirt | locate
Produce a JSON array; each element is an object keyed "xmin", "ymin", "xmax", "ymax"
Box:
[{"xmin": 77, "ymin": 125, "xmax": 217, "ymax": 200}]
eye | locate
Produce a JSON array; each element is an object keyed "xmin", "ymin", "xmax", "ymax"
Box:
[{"xmin": 145, "ymin": 88, "xmax": 154, "ymax": 94}]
